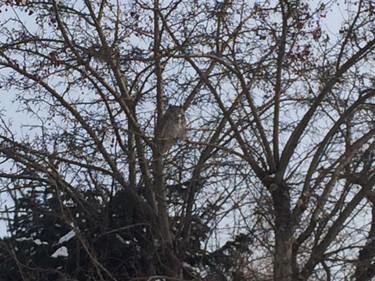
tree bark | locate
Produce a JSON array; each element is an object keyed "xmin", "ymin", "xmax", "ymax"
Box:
[
  {"xmin": 272, "ymin": 183, "xmax": 294, "ymax": 281},
  {"xmin": 353, "ymin": 192, "xmax": 375, "ymax": 281}
]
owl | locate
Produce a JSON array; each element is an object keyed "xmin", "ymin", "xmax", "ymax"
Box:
[{"xmin": 159, "ymin": 105, "xmax": 187, "ymax": 152}]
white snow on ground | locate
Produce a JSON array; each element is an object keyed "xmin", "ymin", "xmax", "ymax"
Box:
[
  {"xmin": 57, "ymin": 230, "xmax": 76, "ymax": 245},
  {"xmin": 51, "ymin": 246, "xmax": 69, "ymax": 258}
]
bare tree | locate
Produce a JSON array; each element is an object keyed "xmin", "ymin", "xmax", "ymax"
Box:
[{"xmin": 0, "ymin": 0, "xmax": 374, "ymax": 280}]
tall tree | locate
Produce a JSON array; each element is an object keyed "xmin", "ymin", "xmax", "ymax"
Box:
[{"xmin": 0, "ymin": 0, "xmax": 374, "ymax": 280}]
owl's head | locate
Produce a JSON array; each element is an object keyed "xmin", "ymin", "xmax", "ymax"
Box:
[{"xmin": 165, "ymin": 105, "xmax": 185, "ymax": 121}]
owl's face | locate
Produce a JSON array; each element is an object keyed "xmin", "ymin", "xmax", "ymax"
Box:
[{"xmin": 165, "ymin": 106, "xmax": 185, "ymax": 122}]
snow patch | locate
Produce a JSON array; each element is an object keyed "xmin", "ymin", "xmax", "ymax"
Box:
[
  {"xmin": 57, "ymin": 230, "xmax": 76, "ymax": 245},
  {"xmin": 51, "ymin": 246, "xmax": 69, "ymax": 258},
  {"xmin": 15, "ymin": 237, "xmax": 48, "ymax": 245}
]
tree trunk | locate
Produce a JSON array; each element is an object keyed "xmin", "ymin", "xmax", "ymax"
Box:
[
  {"xmin": 353, "ymin": 195, "xmax": 375, "ymax": 281},
  {"xmin": 272, "ymin": 183, "xmax": 294, "ymax": 281},
  {"xmin": 274, "ymin": 227, "xmax": 293, "ymax": 280}
]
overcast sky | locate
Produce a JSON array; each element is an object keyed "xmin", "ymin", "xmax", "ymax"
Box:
[{"xmin": 0, "ymin": 0, "xmax": 353, "ymax": 238}]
